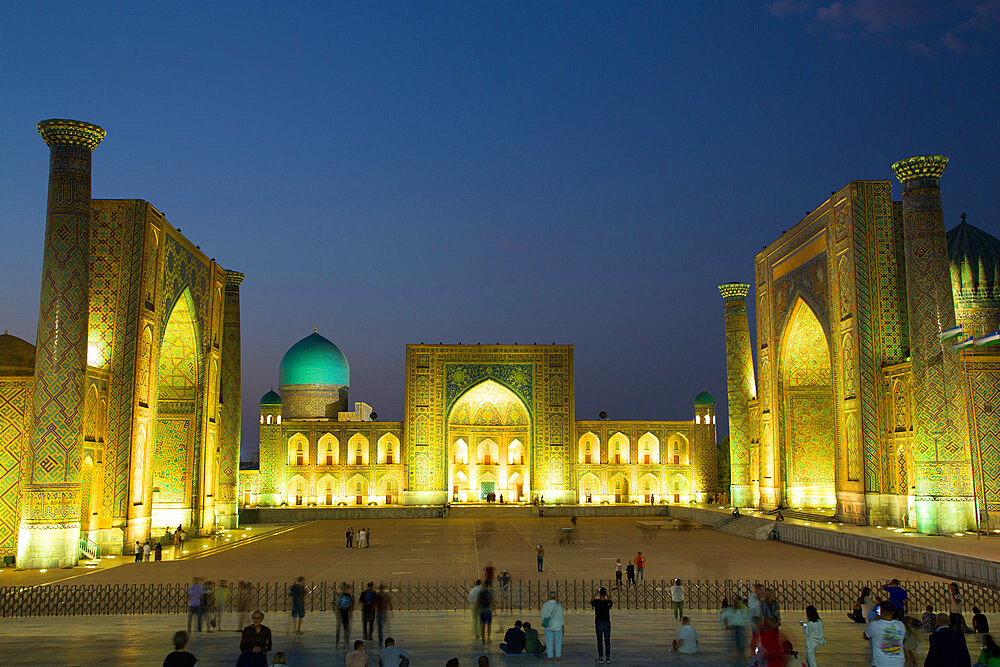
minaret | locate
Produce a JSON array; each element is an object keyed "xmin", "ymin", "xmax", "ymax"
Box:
[
  {"xmin": 218, "ymin": 270, "xmax": 245, "ymax": 529},
  {"xmin": 893, "ymin": 155, "xmax": 973, "ymax": 533},
  {"xmin": 719, "ymin": 283, "xmax": 756, "ymax": 507},
  {"xmin": 18, "ymin": 119, "xmax": 105, "ymax": 568}
]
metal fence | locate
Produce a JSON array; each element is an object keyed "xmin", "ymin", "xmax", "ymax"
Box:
[{"xmin": 2, "ymin": 578, "xmax": 998, "ymax": 617}]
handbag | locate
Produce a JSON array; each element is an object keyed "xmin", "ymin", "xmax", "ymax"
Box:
[{"xmin": 541, "ymin": 616, "xmax": 550, "ymax": 628}]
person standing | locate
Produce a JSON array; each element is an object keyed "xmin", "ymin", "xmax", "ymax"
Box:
[
  {"xmin": 925, "ymin": 612, "xmax": 971, "ymax": 667},
  {"xmin": 801, "ymin": 605, "xmax": 825, "ymax": 667},
  {"xmin": 236, "ymin": 581, "xmax": 252, "ymax": 631},
  {"xmin": 289, "ymin": 576, "xmax": 306, "ymax": 635},
  {"xmin": 178, "ymin": 528, "xmax": 186, "ymax": 549},
  {"xmin": 614, "ymin": 559, "xmax": 623, "ymax": 588},
  {"xmin": 335, "ymin": 583, "xmax": 355, "ymax": 648},
  {"xmin": 497, "ymin": 570, "xmax": 512, "ymax": 611},
  {"xmin": 590, "ymin": 587, "xmax": 613, "ymax": 664},
  {"xmin": 669, "ymin": 579, "xmax": 684, "ymax": 620},
  {"xmin": 748, "ymin": 584, "xmax": 763, "ymax": 652},
  {"xmin": 162, "ymin": 630, "xmax": 197, "ymax": 667},
  {"xmin": 240, "ymin": 610, "xmax": 272, "ymax": 656},
  {"xmin": 540, "ymin": 591, "xmax": 564, "ymax": 662},
  {"xmin": 143, "ymin": 540, "xmax": 151, "ymax": 562},
  {"xmin": 360, "ymin": 582, "xmax": 377, "ymax": 640},
  {"xmin": 634, "ymin": 552, "xmax": 645, "ymax": 582},
  {"xmin": 479, "ymin": 581, "xmax": 494, "ymax": 645},
  {"xmin": 484, "ymin": 561, "xmax": 496, "ymax": 583},
  {"xmin": 672, "ymin": 616, "xmax": 698, "ymax": 655},
  {"xmin": 864, "ymin": 601, "xmax": 905, "ymax": 667},
  {"xmin": 357, "ymin": 528, "xmax": 366, "ymax": 550},
  {"xmin": 154, "ymin": 541, "xmax": 163, "ymax": 562},
  {"xmin": 469, "ymin": 579, "xmax": 483, "ymax": 639},
  {"xmin": 535, "ymin": 545, "xmax": 544, "ymax": 573},
  {"xmin": 881, "ymin": 579, "xmax": 908, "ymax": 619},
  {"xmin": 973, "ymin": 607, "xmax": 990, "ymax": 633},
  {"xmin": 173, "ymin": 530, "xmax": 180, "ymax": 554},
  {"xmin": 625, "ymin": 562, "xmax": 635, "ymax": 587},
  {"xmin": 947, "ymin": 582, "xmax": 967, "ymax": 631},
  {"xmin": 186, "ymin": 577, "xmax": 204, "ymax": 634},
  {"xmin": 720, "ymin": 598, "xmax": 750, "ymax": 663},
  {"xmin": 375, "ymin": 585, "xmax": 392, "ymax": 647},
  {"xmin": 365, "ymin": 527, "xmax": 372, "ymax": 548},
  {"xmin": 214, "ymin": 579, "xmax": 230, "ymax": 632},
  {"xmin": 346, "ymin": 526, "xmax": 354, "ymax": 549},
  {"xmin": 134, "ymin": 541, "xmax": 143, "ymax": 563}
]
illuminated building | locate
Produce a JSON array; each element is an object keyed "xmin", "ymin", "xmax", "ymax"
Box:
[
  {"xmin": 242, "ymin": 339, "xmax": 718, "ymax": 508},
  {"xmin": 0, "ymin": 120, "xmax": 241, "ymax": 567},
  {"xmin": 722, "ymin": 155, "xmax": 1000, "ymax": 533}
]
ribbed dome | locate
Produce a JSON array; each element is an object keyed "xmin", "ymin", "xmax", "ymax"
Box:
[
  {"xmin": 278, "ymin": 331, "xmax": 350, "ymax": 387},
  {"xmin": 694, "ymin": 390, "xmax": 715, "ymax": 406},
  {"xmin": 0, "ymin": 332, "xmax": 35, "ymax": 376},
  {"xmin": 948, "ymin": 214, "xmax": 1000, "ymax": 299},
  {"xmin": 260, "ymin": 389, "xmax": 282, "ymax": 406}
]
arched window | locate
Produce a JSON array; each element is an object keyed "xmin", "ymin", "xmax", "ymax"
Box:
[
  {"xmin": 454, "ymin": 439, "xmax": 468, "ymax": 465},
  {"xmin": 638, "ymin": 433, "xmax": 659, "ymax": 465},
  {"xmin": 319, "ymin": 434, "xmax": 339, "ymax": 466},
  {"xmin": 609, "ymin": 433, "xmax": 629, "ymax": 464},
  {"xmin": 348, "ymin": 434, "xmax": 369, "ymax": 466},
  {"xmin": 579, "ymin": 433, "xmax": 599, "ymax": 464},
  {"xmin": 288, "ymin": 434, "xmax": 309, "ymax": 466},
  {"xmin": 267, "ymin": 414, "xmax": 272, "ymax": 425}
]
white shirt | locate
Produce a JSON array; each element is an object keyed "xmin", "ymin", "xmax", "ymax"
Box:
[
  {"xmin": 676, "ymin": 624, "xmax": 697, "ymax": 654},
  {"xmin": 865, "ymin": 618, "xmax": 905, "ymax": 667},
  {"xmin": 748, "ymin": 592, "xmax": 762, "ymax": 619},
  {"xmin": 670, "ymin": 585, "xmax": 684, "ymax": 602},
  {"xmin": 803, "ymin": 619, "xmax": 825, "ymax": 650},
  {"xmin": 469, "ymin": 585, "xmax": 482, "ymax": 605},
  {"xmin": 540, "ymin": 600, "xmax": 564, "ymax": 630}
]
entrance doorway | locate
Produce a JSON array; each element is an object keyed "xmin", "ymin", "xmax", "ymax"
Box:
[{"xmin": 480, "ymin": 481, "xmax": 496, "ymax": 500}]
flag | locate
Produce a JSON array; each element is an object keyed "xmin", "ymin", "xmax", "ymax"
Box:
[
  {"xmin": 975, "ymin": 332, "xmax": 1000, "ymax": 347},
  {"xmin": 940, "ymin": 325, "xmax": 964, "ymax": 341},
  {"xmin": 951, "ymin": 336, "xmax": 974, "ymax": 351}
]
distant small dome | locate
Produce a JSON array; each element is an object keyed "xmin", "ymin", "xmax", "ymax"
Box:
[
  {"xmin": 278, "ymin": 331, "xmax": 350, "ymax": 387},
  {"xmin": 694, "ymin": 390, "xmax": 715, "ymax": 406},
  {"xmin": 948, "ymin": 214, "xmax": 1000, "ymax": 300},
  {"xmin": 0, "ymin": 332, "xmax": 35, "ymax": 376},
  {"xmin": 260, "ymin": 389, "xmax": 282, "ymax": 406}
]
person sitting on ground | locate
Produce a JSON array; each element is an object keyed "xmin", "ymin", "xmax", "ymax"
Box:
[
  {"xmin": 732, "ymin": 507, "xmax": 740, "ymax": 518},
  {"xmin": 925, "ymin": 612, "xmax": 971, "ymax": 667},
  {"xmin": 162, "ymin": 630, "xmax": 197, "ymax": 667},
  {"xmin": 672, "ymin": 616, "xmax": 698, "ymax": 654},
  {"xmin": 345, "ymin": 640, "xmax": 368, "ymax": 667},
  {"xmin": 775, "ymin": 511, "xmax": 784, "ymax": 521},
  {"xmin": 977, "ymin": 634, "xmax": 1000, "ymax": 667},
  {"xmin": 377, "ymin": 637, "xmax": 410, "ymax": 667},
  {"xmin": 923, "ymin": 604, "xmax": 937, "ymax": 633},
  {"xmin": 974, "ymin": 607, "xmax": 991, "ymax": 634},
  {"xmin": 522, "ymin": 621, "xmax": 545, "ymax": 654},
  {"xmin": 271, "ymin": 652, "xmax": 287, "ymax": 666},
  {"xmin": 499, "ymin": 620, "xmax": 525, "ymax": 654},
  {"xmin": 476, "ymin": 657, "xmax": 490, "ymax": 667}
]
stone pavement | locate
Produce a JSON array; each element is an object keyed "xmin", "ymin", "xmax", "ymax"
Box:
[
  {"xmin": 0, "ymin": 608, "xmax": 985, "ymax": 666},
  {"xmin": 2, "ymin": 517, "xmax": 945, "ymax": 588}
]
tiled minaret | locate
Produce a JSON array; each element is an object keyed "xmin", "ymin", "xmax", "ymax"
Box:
[
  {"xmin": 18, "ymin": 119, "xmax": 105, "ymax": 568},
  {"xmin": 719, "ymin": 283, "xmax": 756, "ymax": 507},
  {"xmin": 893, "ymin": 155, "xmax": 973, "ymax": 533},
  {"xmin": 218, "ymin": 270, "xmax": 245, "ymax": 529}
]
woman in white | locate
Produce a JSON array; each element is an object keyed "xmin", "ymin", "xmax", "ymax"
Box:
[
  {"xmin": 801, "ymin": 605, "xmax": 826, "ymax": 667},
  {"xmin": 540, "ymin": 591, "xmax": 564, "ymax": 662}
]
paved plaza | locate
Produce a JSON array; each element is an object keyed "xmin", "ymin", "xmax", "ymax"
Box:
[
  {"xmin": 1, "ymin": 608, "xmax": 985, "ymax": 666},
  {"xmin": 2, "ymin": 516, "xmax": 947, "ymax": 588}
]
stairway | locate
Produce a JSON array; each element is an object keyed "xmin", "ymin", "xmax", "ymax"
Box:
[
  {"xmin": 714, "ymin": 515, "xmax": 774, "ymax": 540},
  {"xmin": 447, "ymin": 504, "xmax": 538, "ymax": 519}
]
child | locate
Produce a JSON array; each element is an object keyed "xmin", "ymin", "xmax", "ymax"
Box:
[{"xmin": 272, "ymin": 652, "xmax": 287, "ymax": 665}]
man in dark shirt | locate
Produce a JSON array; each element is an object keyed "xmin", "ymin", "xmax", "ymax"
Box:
[
  {"xmin": 289, "ymin": 577, "xmax": 306, "ymax": 635},
  {"xmin": 591, "ymin": 586, "xmax": 614, "ymax": 663},
  {"xmin": 881, "ymin": 579, "xmax": 908, "ymax": 619},
  {"xmin": 360, "ymin": 582, "xmax": 377, "ymax": 640},
  {"xmin": 499, "ymin": 620, "xmax": 525, "ymax": 654},
  {"xmin": 240, "ymin": 611, "xmax": 272, "ymax": 655},
  {"xmin": 925, "ymin": 613, "xmax": 972, "ymax": 667},
  {"xmin": 973, "ymin": 606, "xmax": 990, "ymax": 633},
  {"xmin": 162, "ymin": 630, "xmax": 197, "ymax": 667}
]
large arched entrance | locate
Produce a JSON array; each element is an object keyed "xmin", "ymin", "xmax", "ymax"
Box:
[
  {"xmin": 151, "ymin": 290, "xmax": 199, "ymax": 530},
  {"xmin": 448, "ymin": 379, "xmax": 530, "ymax": 503},
  {"xmin": 779, "ymin": 299, "xmax": 836, "ymax": 510}
]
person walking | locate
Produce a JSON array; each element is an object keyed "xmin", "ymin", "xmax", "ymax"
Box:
[
  {"xmin": 864, "ymin": 601, "xmax": 905, "ymax": 667},
  {"xmin": 236, "ymin": 581, "xmax": 252, "ymax": 631},
  {"xmin": 186, "ymin": 577, "xmax": 204, "ymax": 634},
  {"xmin": 335, "ymin": 582, "xmax": 355, "ymax": 648},
  {"xmin": 540, "ymin": 591, "xmax": 564, "ymax": 662},
  {"xmin": 902, "ymin": 616, "xmax": 922, "ymax": 667},
  {"xmin": 173, "ymin": 530, "xmax": 180, "ymax": 554},
  {"xmin": 535, "ymin": 545, "xmax": 544, "ymax": 573},
  {"xmin": 375, "ymin": 584, "xmax": 392, "ymax": 647},
  {"xmin": 801, "ymin": 605, "xmax": 825, "ymax": 667},
  {"xmin": 748, "ymin": 584, "xmax": 763, "ymax": 653},
  {"xmin": 469, "ymin": 579, "xmax": 483, "ymax": 639},
  {"xmin": 762, "ymin": 588, "xmax": 781, "ymax": 628},
  {"xmin": 720, "ymin": 598, "xmax": 750, "ymax": 664},
  {"xmin": 289, "ymin": 576, "xmax": 307, "ymax": 635},
  {"xmin": 479, "ymin": 581, "xmax": 495, "ymax": 645},
  {"xmin": 669, "ymin": 579, "xmax": 685, "ymax": 620},
  {"xmin": 625, "ymin": 562, "xmax": 635, "ymax": 587},
  {"xmin": 634, "ymin": 552, "xmax": 645, "ymax": 582},
  {"xmin": 240, "ymin": 610, "xmax": 273, "ymax": 656},
  {"xmin": 214, "ymin": 579, "xmax": 230, "ymax": 632},
  {"xmin": 590, "ymin": 586, "xmax": 613, "ymax": 664},
  {"xmin": 162, "ymin": 630, "xmax": 197, "ymax": 667},
  {"xmin": 976, "ymin": 634, "xmax": 1000, "ymax": 667},
  {"xmin": 614, "ymin": 559, "xmax": 623, "ymax": 588},
  {"xmin": 360, "ymin": 582, "xmax": 377, "ymax": 640}
]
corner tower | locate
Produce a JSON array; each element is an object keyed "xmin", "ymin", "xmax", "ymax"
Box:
[
  {"xmin": 258, "ymin": 389, "xmax": 283, "ymax": 506},
  {"xmin": 719, "ymin": 282, "xmax": 756, "ymax": 507},
  {"xmin": 18, "ymin": 119, "xmax": 105, "ymax": 569},
  {"xmin": 893, "ymin": 155, "xmax": 973, "ymax": 533},
  {"xmin": 218, "ymin": 270, "xmax": 244, "ymax": 529}
]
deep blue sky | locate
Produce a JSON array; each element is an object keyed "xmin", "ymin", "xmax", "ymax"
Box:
[{"xmin": 2, "ymin": 2, "xmax": 998, "ymax": 459}]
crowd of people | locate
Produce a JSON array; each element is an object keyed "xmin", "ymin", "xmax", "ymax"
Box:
[
  {"xmin": 134, "ymin": 523, "xmax": 189, "ymax": 562},
  {"xmin": 168, "ymin": 565, "xmax": 995, "ymax": 666}
]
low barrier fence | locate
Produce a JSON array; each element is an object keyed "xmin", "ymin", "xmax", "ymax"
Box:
[{"xmin": 2, "ymin": 578, "xmax": 997, "ymax": 617}]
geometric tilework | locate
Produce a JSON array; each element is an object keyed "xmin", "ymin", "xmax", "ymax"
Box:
[
  {"xmin": 152, "ymin": 417, "xmax": 190, "ymax": 504},
  {"xmin": 0, "ymin": 378, "xmax": 30, "ymax": 557}
]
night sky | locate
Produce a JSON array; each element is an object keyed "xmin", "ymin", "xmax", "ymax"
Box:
[{"xmin": 1, "ymin": 2, "xmax": 998, "ymax": 460}]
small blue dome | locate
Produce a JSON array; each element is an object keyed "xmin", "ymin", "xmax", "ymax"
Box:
[
  {"xmin": 279, "ymin": 331, "xmax": 350, "ymax": 387},
  {"xmin": 260, "ymin": 389, "xmax": 282, "ymax": 406}
]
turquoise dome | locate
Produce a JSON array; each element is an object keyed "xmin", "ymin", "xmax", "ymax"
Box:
[
  {"xmin": 260, "ymin": 389, "xmax": 282, "ymax": 406},
  {"xmin": 279, "ymin": 331, "xmax": 350, "ymax": 387},
  {"xmin": 694, "ymin": 390, "xmax": 715, "ymax": 406}
]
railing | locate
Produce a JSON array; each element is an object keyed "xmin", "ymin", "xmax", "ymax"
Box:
[
  {"xmin": 79, "ymin": 538, "xmax": 99, "ymax": 561},
  {"xmin": 2, "ymin": 578, "xmax": 998, "ymax": 617}
]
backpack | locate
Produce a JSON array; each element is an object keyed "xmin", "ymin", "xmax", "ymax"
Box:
[{"xmin": 337, "ymin": 594, "xmax": 352, "ymax": 610}]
